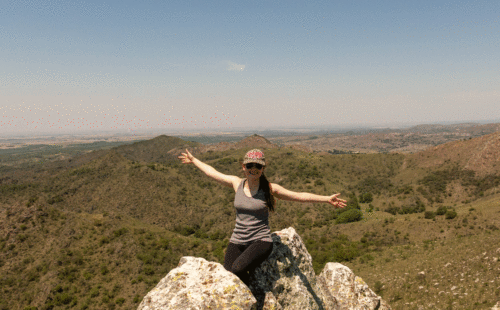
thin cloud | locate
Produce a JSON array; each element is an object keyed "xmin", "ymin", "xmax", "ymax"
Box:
[{"xmin": 227, "ymin": 61, "xmax": 245, "ymax": 71}]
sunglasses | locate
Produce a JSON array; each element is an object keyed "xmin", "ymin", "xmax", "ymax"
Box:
[{"xmin": 245, "ymin": 163, "xmax": 263, "ymax": 170}]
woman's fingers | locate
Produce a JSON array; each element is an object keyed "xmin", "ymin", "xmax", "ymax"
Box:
[
  {"xmin": 184, "ymin": 149, "xmax": 194, "ymax": 160},
  {"xmin": 329, "ymin": 194, "xmax": 346, "ymax": 208},
  {"xmin": 178, "ymin": 151, "xmax": 192, "ymax": 164}
]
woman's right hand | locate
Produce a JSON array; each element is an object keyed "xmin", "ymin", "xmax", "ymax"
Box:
[{"xmin": 178, "ymin": 149, "xmax": 195, "ymax": 164}]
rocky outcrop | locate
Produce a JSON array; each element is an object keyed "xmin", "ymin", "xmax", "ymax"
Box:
[{"xmin": 138, "ymin": 227, "xmax": 391, "ymax": 310}]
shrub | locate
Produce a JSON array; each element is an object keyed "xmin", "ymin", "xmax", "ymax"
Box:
[
  {"xmin": 180, "ymin": 226, "xmax": 195, "ymax": 236},
  {"xmin": 487, "ymin": 224, "xmax": 499, "ymax": 231},
  {"xmin": 374, "ymin": 281, "xmax": 384, "ymax": 294},
  {"xmin": 347, "ymin": 193, "xmax": 359, "ymax": 209},
  {"xmin": 367, "ymin": 204, "xmax": 374, "ymax": 212},
  {"xmin": 53, "ymin": 292, "xmax": 73, "ymax": 305},
  {"xmin": 116, "ymin": 298, "xmax": 125, "ymax": 305},
  {"xmin": 336, "ymin": 209, "xmax": 363, "ymax": 224},
  {"xmin": 384, "ymin": 206, "xmax": 400, "ymax": 215},
  {"xmin": 436, "ymin": 206, "xmax": 448, "ymax": 215},
  {"xmin": 359, "ymin": 192, "xmax": 373, "ymax": 203},
  {"xmin": 332, "ymin": 243, "xmax": 360, "ymax": 261},
  {"xmin": 26, "ymin": 196, "xmax": 38, "ymax": 207},
  {"xmin": 315, "ymin": 179, "xmax": 325, "ymax": 186},
  {"xmin": 424, "ymin": 211, "xmax": 436, "ymax": 219},
  {"xmin": 385, "ymin": 200, "xmax": 425, "ymax": 215},
  {"xmin": 47, "ymin": 195, "xmax": 63, "ymax": 205},
  {"xmin": 99, "ymin": 237, "xmax": 110, "ymax": 245},
  {"xmin": 445, "ymin": 210, "xmax": 457, "ymax": 219},
  {"xmin": 113, "ymin": 228, "xmax": 128, "ymax": 238},
  {"xmin": 17, "ymin": 234, "xmax": 28, "ymax": 242},
  {"xmin": 143, "ymin": 265, "xmax": 154, "ymax": 275},
  {"xmin": 133, "ymin": 295, "xmax": 141, "ymax": 303}
]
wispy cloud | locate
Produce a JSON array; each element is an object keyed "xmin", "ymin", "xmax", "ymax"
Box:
[{"xmin": 227, "ymin": 61, "xmax": 245, "ymax": 71}]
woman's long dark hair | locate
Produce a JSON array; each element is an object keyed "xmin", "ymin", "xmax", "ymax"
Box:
[{"xmin": 259, "ymin": 173, "xmax": 275, "ymax": 213}]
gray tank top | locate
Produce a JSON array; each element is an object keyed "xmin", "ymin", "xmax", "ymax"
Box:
[{"xmin": 229, "ymin": 179, "xmax": 273, "ymax": 245}]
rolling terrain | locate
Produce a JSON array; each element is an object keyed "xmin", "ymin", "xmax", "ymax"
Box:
[{"xmin": 0, "ymin": 131, "xmax": 499, "ymax": 309}]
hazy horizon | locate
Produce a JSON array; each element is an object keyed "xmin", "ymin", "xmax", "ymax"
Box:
[
  {"xmin": 1, "ymin": 119, "xmax": 499, "ymax": 140},
  {"xmin": 2, "ymin": 1, "xmax": 499, "ymax": 135}
]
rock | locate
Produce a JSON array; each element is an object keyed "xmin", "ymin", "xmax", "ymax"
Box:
[
  {"xmin": 138, "ymin": 227, "xmax": 391, "ymax": 310},
  {"xmin": 319, "ymin": 262, "xmax": 391, "ymax": 310},
  {"xmin": 247, "ymin": 227, "xmax": 330, "ymax": 309},
  {"xmin": 492, "ymin": 301, "xmax": 500, "ymax": 310},
  {"xmin": 137, "ymin": 256, "xmax": 256, "ymax": 310},
  {"xmin": 417, "ymin": 271, "xmax": 426, "ymax": 281}
]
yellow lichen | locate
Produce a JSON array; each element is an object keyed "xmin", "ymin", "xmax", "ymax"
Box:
[
  {"xmin": 223, "ymin": 285, "xmax": 237, "ymax": 294},
  {"xmin": 173, "ymin": 272, "xmax": 186, "ymax": 282}
]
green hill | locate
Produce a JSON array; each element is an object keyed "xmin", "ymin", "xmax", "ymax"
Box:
[{"xmin": 0, "ymin": 134, "xmax": 499, "ymax": 309}]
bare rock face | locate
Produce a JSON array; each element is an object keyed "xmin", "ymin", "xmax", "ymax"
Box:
[{"xmin": 138, "ymin": 227, "xmax": 391, "ymax": 310}]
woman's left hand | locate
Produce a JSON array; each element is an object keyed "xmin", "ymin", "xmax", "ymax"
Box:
[{"xmin": 328, "ymin": 194, "xmax": 347, "ymax": 209}]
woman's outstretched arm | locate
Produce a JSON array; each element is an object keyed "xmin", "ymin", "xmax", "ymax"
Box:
[
  {"xmin": 178, "ymin": 149, "xmax": 240, "ymax": 189},
  {"xmin": 271, "ymin": 183, "xmax": 347, "ymax": 209}
]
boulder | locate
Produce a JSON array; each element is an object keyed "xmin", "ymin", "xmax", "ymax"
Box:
[
  {"xmin": 137, "ymin": 256, "xmax": 256, "ymax": 309},
  {"xmin": 138, "ymin": 227, "xmax": 391, "ymax": 310},
  {"xmin": 318, "ymin": 263, "xmax": 391, "ymax": 310},
  {"xmin": 492, "ymin": 301, "xmax": 500, "ymax": 310}
]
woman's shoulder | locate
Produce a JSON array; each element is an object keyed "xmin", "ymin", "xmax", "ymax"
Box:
[{"xmin": 232, "ymin": 177, "xmax": 245, "ymax": 191}]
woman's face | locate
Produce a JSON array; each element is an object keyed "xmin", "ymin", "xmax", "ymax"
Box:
[{"xmin": 242, "ymin": 163, "xmax": 265, "ymax": 179}]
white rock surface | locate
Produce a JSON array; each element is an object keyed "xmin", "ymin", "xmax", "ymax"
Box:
[
  {"xmin": 318, "ymin": 263, "xmax": 390, "ymax": 310},
  {"xmin": 138, "ymin": 227, "xmax": 391, "ymax": 310},
  {"xmin": 137, "ymin": 256, "xmax": 255, "ymax": 310},
  {"xmin": 492, "ymin": 301, "xmax": 500, "ymax": 310}
]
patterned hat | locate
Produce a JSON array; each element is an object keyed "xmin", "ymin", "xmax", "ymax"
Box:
[{"xmin": 243, "ymin": 149, "xmax": 266, "ymax": 166}]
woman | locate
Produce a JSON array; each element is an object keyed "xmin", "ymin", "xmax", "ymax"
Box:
[{"xmin": 178, "ymin": 148, "xmax": 346, "ymax": 286}]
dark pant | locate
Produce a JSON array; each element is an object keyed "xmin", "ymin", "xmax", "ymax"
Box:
[{"xmin": 223, "ymin": 240, "xmax": 274, "ymax": 285}]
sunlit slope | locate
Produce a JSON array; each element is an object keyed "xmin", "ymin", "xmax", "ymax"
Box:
[{"xmin": 407, "ymin": 131, "xmax": 500, "ymax": 177}]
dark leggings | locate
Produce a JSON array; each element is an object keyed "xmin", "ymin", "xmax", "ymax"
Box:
[{"xmin": 223, "ymin": 240, "xmax": 274, "ymax": 285}]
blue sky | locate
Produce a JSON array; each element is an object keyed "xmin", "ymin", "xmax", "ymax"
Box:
[{"xmin": 1, "ymin": 0, "xmax": 499, "ymax": 134}]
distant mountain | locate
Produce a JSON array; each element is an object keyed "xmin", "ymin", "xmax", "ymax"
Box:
[
  {"xmin": 192, "ymin": 134, "xmax": 278, "ymax": 153},
  {"xmin": 113, "ymin": 135, "xmax": 200, "ymax": 163},
  {"xmin": 405, "ymin": 122, "xmax": 500, "ymax": 136}
]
